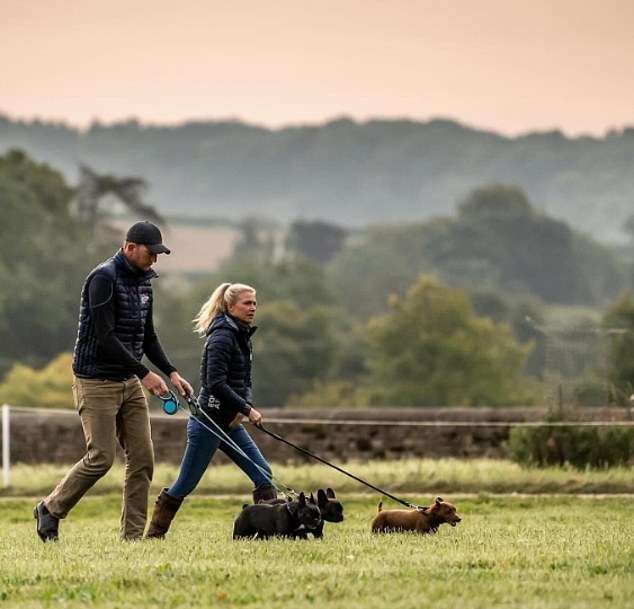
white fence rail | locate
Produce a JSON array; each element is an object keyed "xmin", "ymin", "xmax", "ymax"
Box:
[{"xmin": 2, "ymin": 404, "xmax": 10, "ymax": 488}]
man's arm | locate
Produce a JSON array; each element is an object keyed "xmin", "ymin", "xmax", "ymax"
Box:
[
  {"xmin": 144, "ymin": 306, "xmax": 193, "ymax": 397},
  {"xmin": 143, "ymin": 307, "xmax": 177, "ymax": 376}
]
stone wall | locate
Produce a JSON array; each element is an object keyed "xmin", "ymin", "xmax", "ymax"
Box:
[{"xmin": 4, "ymin": 406, "xmax": 629, "ymax": 465}]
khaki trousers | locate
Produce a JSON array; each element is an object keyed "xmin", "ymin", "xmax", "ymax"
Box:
[{"xmin": 45, "ymin": 375, "xmax": 154, "ymax": 540}]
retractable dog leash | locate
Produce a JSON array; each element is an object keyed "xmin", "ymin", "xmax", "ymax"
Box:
[
  {"xmin": 159, "ymin": 392, "xmax": 299, "ymax": 499},
  {"xmin": 257, "ymin": 424, "xmax": 421, "ymax": 509},
  {"xmin": 158, "ymin": 391, "xmax": 180, "ymax": 415},
  {"xmin": 160, "ymin": 392, "xmax": 420, "ymax": 508},
  {"xmin": 159, "ymin": 391, "xmax": 202, "ymax": 418}
]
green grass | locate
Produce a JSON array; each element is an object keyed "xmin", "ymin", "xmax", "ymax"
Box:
[
  {"xmin": 3, "ymin": 458, "xmax": 634, "ymax": 497},
  {"xmin": 2, "ymin": 494, "xmax": 633, "ymax": 609}
]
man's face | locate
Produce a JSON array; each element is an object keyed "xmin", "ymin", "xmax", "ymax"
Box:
[{"xmin": 125, "ymin": 242, "xmax": 158, "ymax": 271}]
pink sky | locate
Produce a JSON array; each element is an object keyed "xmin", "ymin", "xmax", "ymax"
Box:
[{"xmin": 2, "ymin": 0, "xmax": 633, "ymax": 136}]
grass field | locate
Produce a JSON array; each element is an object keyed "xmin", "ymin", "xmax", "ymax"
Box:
[
  {"xmin": 2, "ymin": 461, "xmax": 634, "ymax": 608},
  {"xmin": 0, "ymin": 460, "xmax": 634, "ymax": 609},
  {"xmin": 3, "ymin": 495, "xmax": 633, "ymax": 609}
]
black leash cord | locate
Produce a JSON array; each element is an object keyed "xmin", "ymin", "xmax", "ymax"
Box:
[
  {"xmin": 181, "ymin": 395, "xmax": 299, "ymax": 498},
  {"xmin": 257, "ymin": 424, "xmax": 417, "ymax": 509},
  {"xmin": 198, "ymin": 410, "xmax": 300, "ymax": 499}
]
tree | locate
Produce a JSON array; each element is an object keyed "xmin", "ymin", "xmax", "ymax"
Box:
[
  {"xmin": 0, "ymin": 150, "xmax": 116, "ymax": 376},
  {"xmin": 328, "ymin": 220, "xmax": 438, "ymax": 319},
  {"xmin": 211, "ymin": 256, "xmax": 337, "ymax": 310},
  {"xmin": 452, "ymin": 186, "xmax": 626, "ymax": 304},
  {"xmin": 457, "ymin": 184, "xmax": 534, "ymax": 220},
  {"xmin": 328, "ymin": 185, "xmax": 629, "ymax": 318},
  {"xmin": 229, "ymin": 217, "xmax": 279, "ymax": 264},
  {"xmin": 252, "ymin": 301, "xmax": 339, "ymax": 406},
  {"xmin": 364, "ymin": 275, "xmax": 538, "ymax": 406},
  {"xmin": 74, "ymin": 164, "xmax": 163, "ymax": 234},
  {"xmin": 602, "ymin": 294, "xmax": 634, "ymax": 404},
  {"xmin": 0, "ymin": 353, "xmax": 74, "ymax": 408},
  {"xmin": 285, "ymin": 220, "xmax": 348, "ymax": 265}
]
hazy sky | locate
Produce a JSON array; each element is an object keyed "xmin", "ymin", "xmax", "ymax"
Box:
[{"xmin": 2, "ymin": 0, "xmax": 633, "ymax": 136}]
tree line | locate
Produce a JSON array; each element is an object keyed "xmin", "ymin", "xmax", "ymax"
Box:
[
  {"xmin": 2, "ymin": 149, "xmax": 634, "ymax": 409},
  {"xmin": 2, "ymin": 115, "xmax": 634, "ymax": 243}
]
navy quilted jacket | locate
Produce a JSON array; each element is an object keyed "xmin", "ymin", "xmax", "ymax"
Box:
[
  {"xmin": 198, "ymin": 312, "xmax": 257, "ymax": 426},
  {"xmin": 72, "ymin": 249, "xmax": 155, "ymax": 379}
]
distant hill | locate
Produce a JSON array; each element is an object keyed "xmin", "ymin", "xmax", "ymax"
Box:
[{"xmin": 1, "ymin": 114, "xmax": 633, "ymax": 242}]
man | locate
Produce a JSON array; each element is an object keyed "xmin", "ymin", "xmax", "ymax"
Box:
[{"xmin": 34, "ymin": 220, "xmax": 193, "ymax": 541}]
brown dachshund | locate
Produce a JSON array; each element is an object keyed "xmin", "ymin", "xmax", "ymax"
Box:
[{"xmin": 371, "ymin": 496, "xmax": 461, "ymax": 534}]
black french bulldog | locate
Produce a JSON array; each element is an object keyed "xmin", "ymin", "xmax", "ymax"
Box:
[
  {"xmin": 309, "ymin": 488, "xmax": 344, "ymax": 539},
  {"xmin": 256, "ymin": 487, "xmax": 345, "ymax": 539},
  {"xmin": 233, "ymin": 492, "xmax": 322, "ymax": 539}
]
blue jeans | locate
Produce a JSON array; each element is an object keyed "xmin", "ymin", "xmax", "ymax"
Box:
[{"xmin": 167, "ymin": 416, "xmax": 272, "ymax": 499}]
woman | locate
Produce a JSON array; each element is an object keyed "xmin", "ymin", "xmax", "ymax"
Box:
[{"xmin": 146, "ymin": 282, "xmax": 276, "ymax": 538}]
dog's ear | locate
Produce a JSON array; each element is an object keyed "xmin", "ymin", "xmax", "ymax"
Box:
[
  {"xmin": 309, "ymin": 492, "xmax": 316, "ymax": 504},
  {"xmin": 435, "ymin": 497, "xmax": 444, "ymax": 505},
  {"xmin": 298, "ymin": 492, "xmax": 306, "ymax": 506},
  {"xmin": 242, "ymin": 503, "xmax": 249, "ymax": 509},
  {"xmin": 377, "ymin": 501, "xmax": 383, "ymax": 512},
  {"xmin": 326, "ymin": 488, "xmax": 336, "ymax": 498},
  {"xmin": 317, "ymin": 488, "xmax": 328, "ymax": 506}
]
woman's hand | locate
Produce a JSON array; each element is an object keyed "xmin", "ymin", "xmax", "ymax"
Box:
[
  {"xmin": 228, "ymin": 413, "xmax": 245, "ymax": 429},
  {"xmin": 248, "ymin": 407, "xmax": 263, "ymax": 427}
]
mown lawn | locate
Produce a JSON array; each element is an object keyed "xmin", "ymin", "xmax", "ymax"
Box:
[{"xmin": 2, "ymin": 492, "xmax": 633, "ymax": 609}]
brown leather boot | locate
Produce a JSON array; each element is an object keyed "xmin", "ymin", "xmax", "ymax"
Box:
[
  {"xmin": 145, "ymin": 488, "xmax": 183, "ymax": 539},
  {"xmin": 252, "ymin": 484, "xmax": 278, "ymax": 503}
]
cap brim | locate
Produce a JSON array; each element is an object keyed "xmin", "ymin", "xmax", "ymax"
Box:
[{"xmin": 146, "ymin": 243, "xmax": 171, "ymax": 255}]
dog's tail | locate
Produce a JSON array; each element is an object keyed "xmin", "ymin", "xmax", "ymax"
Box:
[{"xmin": 377, "ymin": 501, "xmax": 383, "ymax": 513}]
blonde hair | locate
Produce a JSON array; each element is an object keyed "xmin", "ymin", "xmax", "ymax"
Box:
[{"xmin": 193, "ymin": 282, "xmax": 256, "ymax": 336}]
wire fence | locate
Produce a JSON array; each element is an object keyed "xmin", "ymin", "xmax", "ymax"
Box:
[
  {"xmin": 526, "ymin": 318, "xmax": 634, "ymax": 408},
  {"xmin": 3, "ymin": 403, "xmax": 633, "ymax": 488}
]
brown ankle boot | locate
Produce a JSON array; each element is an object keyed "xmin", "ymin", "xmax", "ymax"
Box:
[
  {"xmin": 145, "ymin": 488, "xmax": 183, "ymax": 539},
  {"xmin": 252, "ymin": 484, "xmax": 278, "ymax": 503}
]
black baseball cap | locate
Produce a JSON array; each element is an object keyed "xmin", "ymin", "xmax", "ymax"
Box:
[{"xmin": 126, "ymin": 221, "xmax": 171, "ymax": 254}]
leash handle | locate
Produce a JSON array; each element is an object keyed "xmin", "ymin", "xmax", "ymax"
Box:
[
  {"xmin": 159, "ymin": 391, "xmax": 200, "ymax": 417},
  {"xmin": 257, "ymin": 424, "xmax": 417, "ymax": 509},
  {"xmin": 184, "ymin": 393, "xmax": 200, "ymax": 416},
  {"xmin": 158, "ymin": 391, "xmax": 179, "ymax": 415}
]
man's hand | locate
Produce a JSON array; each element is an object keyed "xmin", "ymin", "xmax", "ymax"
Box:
[
  {"xmin": 170, "ymin": 371, "xmax": 193, "ymax": 397},
  {"xmin": 142, "ymin": 371, "xmax": 169, "ymax": 396}
]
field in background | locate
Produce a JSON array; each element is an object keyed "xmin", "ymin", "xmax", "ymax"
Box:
[
  {"xmin": 3, "ymin": 494, "xmax": 633, "ymax": 609},
  {"xmin": 3, "ymin": 459, "xmax": 634, "ymax": 498}
]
